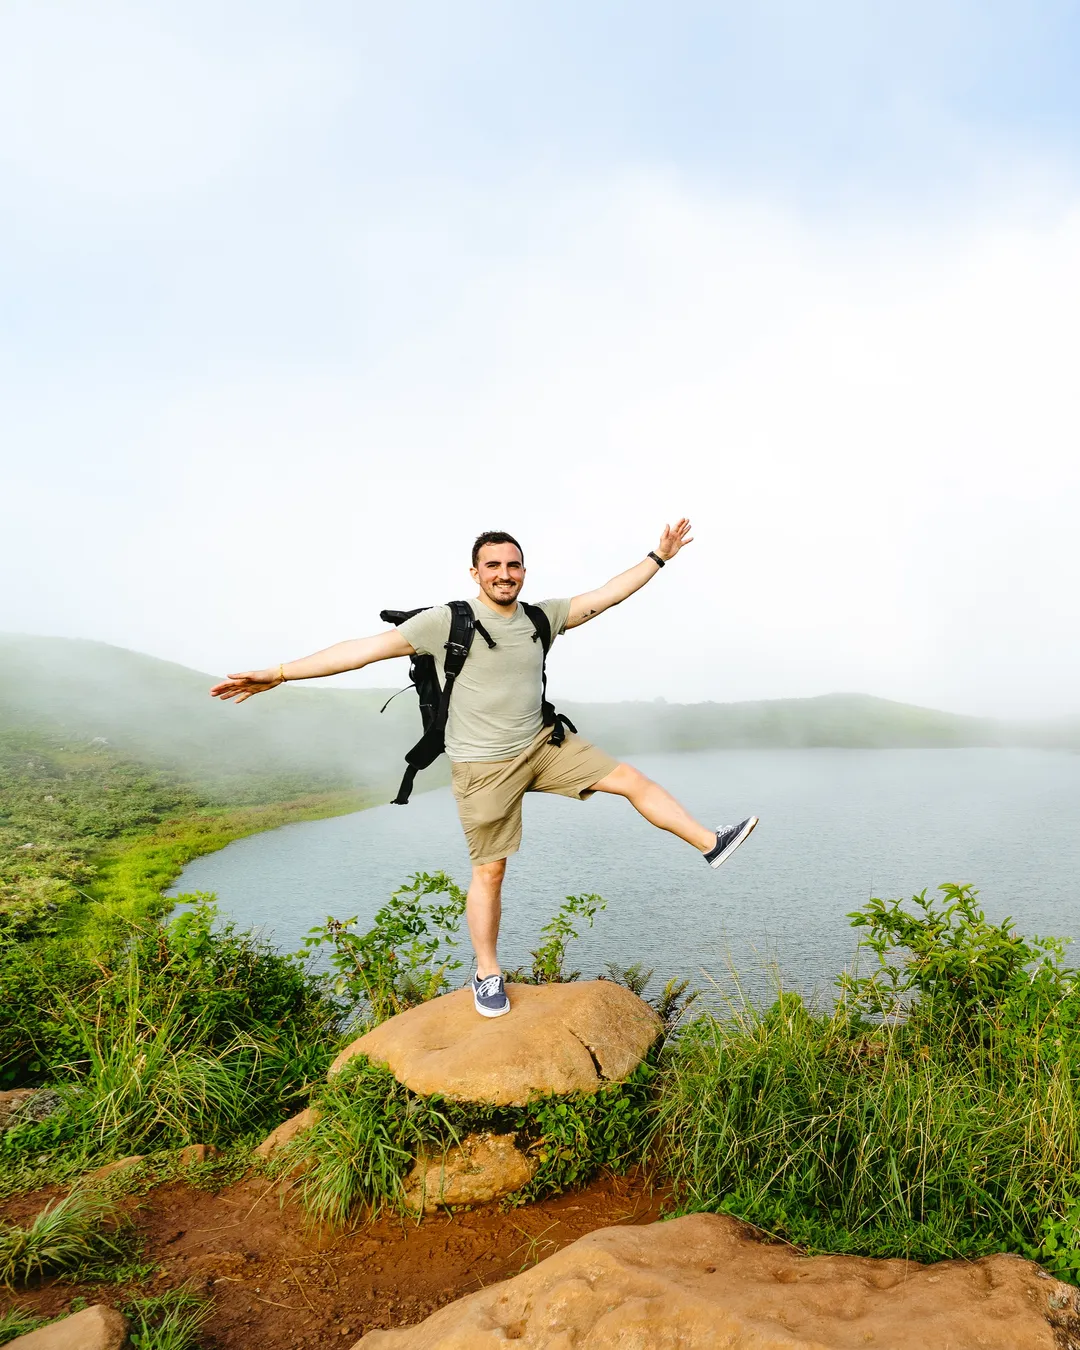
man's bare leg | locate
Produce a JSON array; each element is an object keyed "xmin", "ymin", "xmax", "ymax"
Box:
[
  {"xmin": 591, "ymin": 763, "xmax": 716, "ymax": 852},
  {"xmin": 467, "ymin": 858, "xmax": 507, "ymax": 977}
]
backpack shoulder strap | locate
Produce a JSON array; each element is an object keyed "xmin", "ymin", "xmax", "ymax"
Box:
[
  {"xmin": 520, "ymin": 602, "xmax": 551, "ymax": 652},
  {"xmin": 519, "ymin": 603, "xmax": 577, "ymax": 747},
  {"xmin": 443, "ymin": 600, "xmax": 475, "ymax": 679}
]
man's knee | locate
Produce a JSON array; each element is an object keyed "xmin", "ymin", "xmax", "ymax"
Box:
[
  {"xmin": 592, "ymin": 762, "xmax": 651, "ymax": 797},
  {"xmin": 471, "ymin": 858, "xmax": 507, "ymax": 889}
]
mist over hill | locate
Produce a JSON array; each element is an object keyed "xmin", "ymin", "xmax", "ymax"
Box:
[{"xmin": 1, "ymin": 635, "xmax": 1076, "ymax": 795}]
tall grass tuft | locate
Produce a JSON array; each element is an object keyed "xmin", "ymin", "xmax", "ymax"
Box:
[
  {"xmin": 273, "ymin": 1059, "xmax": 457, "ymax": 1226},
  {"xmin": 125, "ymin": 1287, "xmax": 212, "ymax": 1350},
  {"xmin": 0, "ymin": 1189, "xmax": 125, "ymax": 1286}
]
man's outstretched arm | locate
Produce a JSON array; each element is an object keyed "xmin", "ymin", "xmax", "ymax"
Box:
[
  {"xmin": 566, "ymin": 518, "xmax": 693, "ymax": 629},
  {"xmin": 209, "ymin": 629, "xmax": 414, "ymax": 704}
]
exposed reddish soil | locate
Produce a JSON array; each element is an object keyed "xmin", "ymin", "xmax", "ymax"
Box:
[{"xmin": 1, "ymin": 1170, "xmax": 669, "ymax": 1347}]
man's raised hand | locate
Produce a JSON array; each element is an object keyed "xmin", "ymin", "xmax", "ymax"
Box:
[
  {"xmin": 209, "ymin": 669, "xmax": 283, "ymax": 703},
  {"xmin": 657, "ymin": 518, "xmax": 694, "ymax": 561}
]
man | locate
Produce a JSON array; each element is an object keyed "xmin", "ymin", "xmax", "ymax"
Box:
[{"xmin": 210, "ymin": 520, "xmax": 757, "ymax": 1018}]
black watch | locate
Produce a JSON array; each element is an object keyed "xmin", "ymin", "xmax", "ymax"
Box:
[{"xmin": 647, "ymin": 551, "xmax": 666, "ymax": 568}]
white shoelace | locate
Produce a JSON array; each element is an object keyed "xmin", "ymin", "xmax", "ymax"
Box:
[{"xmin": 476, "ymin": 975, "xmax": 503, "ymax": 998}]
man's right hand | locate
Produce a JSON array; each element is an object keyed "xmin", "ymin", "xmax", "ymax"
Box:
[
  {"xmin": 210, "ymin": 670, "xmax": 282, "ymax": 703},
  {"xmin": 209, "ymin": 629, "xmax": 415, "ymax": 703}
]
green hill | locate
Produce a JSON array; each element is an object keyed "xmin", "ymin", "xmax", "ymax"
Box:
[
  {"xmin": 0, "ymin": 633, "xmax": 417, "ymax": 799},
  {"xmin": 2, "ymin": 635, "xmax": 1076, "ymax": 783}
]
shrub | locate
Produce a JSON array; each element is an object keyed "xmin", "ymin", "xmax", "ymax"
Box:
[
  {"xmin": 839, "ymin": 882, "xmax": 1080, "ymax": 1058},
  {"xmin": 654, "ymin": 887, "xmax": 1080, "ymax": 1268},
  {"xmin": 505, "ymin": 893, "xmax": 606, "ymax": 985},
  {"xmin": 302, "ymin": 871, "xmax": 468, "ymax": 1024},
  {"xmin": 0, "ymin": 899, "xmax": 337, "ymax": 1166}
]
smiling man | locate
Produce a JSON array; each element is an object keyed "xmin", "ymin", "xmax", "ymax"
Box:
[{"xmin": 210, "ymin": 520, "xmax": 757, "ymax": 1018}]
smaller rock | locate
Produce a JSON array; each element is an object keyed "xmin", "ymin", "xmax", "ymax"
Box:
[
  {"xmin": 88, "ymin": 1155, "xmax": 144, "ymax": 1182},
  {"xmin": 19, "ymin": 1089, "xmax": 65, "ymax": 1123},
  {"xmin": 403, "ymin": 1132, "xmax": 536, "ymax": 1214},
  {"xmin": 5, "ymin": 1303, "xmax": 129, "ymax": 1350},
  {"xmin": 0, "ymin": 1089, "xmax": 38, "ymax": 1133},
  {"xmin": 177, "ymin": 1143, "xmax": 218, "ymax": 1167},
  {"xmin": 0, "ymin": 1088, "xmax": 64, "ymax": 1134},
  {"xmin": 255, "ymin": 1106, "xmax": 321, "ymax": 1159}
]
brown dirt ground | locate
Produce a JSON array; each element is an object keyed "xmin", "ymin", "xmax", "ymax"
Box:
[{"xmin": 1, "ymin": 1170, "xmax": 670, "ymax": 1347}]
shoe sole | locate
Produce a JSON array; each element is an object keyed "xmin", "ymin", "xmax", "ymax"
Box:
[
  {"xmin": 473, "ymin": 998, "xmax": 511, "ymax": 1018},
  {"xmin": 708, "ymin": 816, "xmax": 759, "ymax": 869}
]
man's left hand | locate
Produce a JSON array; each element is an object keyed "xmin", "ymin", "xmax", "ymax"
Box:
[{"xmin": 657, "ymin": 518, "xmax": 694, "ymax": 561}]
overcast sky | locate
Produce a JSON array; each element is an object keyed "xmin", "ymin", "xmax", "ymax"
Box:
[{"xmin": 2, "ymin": 2, "xmax": 1079, "ymax": 717}]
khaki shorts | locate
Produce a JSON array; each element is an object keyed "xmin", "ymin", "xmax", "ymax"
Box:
[{"xmin": 451, "ymin": 726, "xmax": 619, "ymax": 865}]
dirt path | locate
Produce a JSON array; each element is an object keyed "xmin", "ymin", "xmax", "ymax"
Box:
[{"xmin": 2, "ymin": 1170, "xmax": 669, "ymax": 1346}]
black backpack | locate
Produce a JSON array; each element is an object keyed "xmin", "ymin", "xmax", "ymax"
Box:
[{"xmin": 379, "ymin": 600, "xmax": 576, "ymax": 804}]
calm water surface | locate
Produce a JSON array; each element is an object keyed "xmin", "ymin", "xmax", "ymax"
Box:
[{"xmin": 168, "ymin": 749, "xmax": 1080, "ymax": 1000}]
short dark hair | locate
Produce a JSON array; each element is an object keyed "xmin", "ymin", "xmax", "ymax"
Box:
[{"xmin": 471, "ymin": 531, "xmax": 525, "ymax": 568}]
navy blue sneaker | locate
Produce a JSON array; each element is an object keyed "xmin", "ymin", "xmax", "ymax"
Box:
[
  {"xmin": 472, "ymin": 972, "xmax": 510, "ymax": 1018},
  {"xmin": 705, "ymin": 816, "xmax": 758, "ymax": 868}
]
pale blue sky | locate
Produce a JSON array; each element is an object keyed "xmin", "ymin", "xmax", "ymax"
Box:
[{"xmin": 3, "ymin": 3, "xmax": 1079, "ymax": 715}]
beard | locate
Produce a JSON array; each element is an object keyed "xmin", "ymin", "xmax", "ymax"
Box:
[{"xmin": 487, "ymin": 583, "xmax": 519, "ymax": 606}]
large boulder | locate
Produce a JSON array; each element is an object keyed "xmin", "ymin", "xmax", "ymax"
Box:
[
  {"xmin": 6, "ymin": 1304, "xmax": 129, "ymax": 1350},
  {"xmin": 329, "ymin": 981, "xmax": 661, "ymax": 1105},
  {"xmin": 352, "ymin": 1212, "xmax": 1074, "ymax": 1349}
]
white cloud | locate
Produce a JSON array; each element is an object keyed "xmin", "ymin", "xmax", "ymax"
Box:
[
  {"xmin": 3, "ymin": 169, "xmax": 1079, "ymax": 717},
  {"xmin": 0, "ymin": 1, "xmax": 344, "ymax": 204}
]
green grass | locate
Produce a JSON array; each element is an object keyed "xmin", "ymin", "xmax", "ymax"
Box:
[
  {"xmin": 0, "ymin": 1189, "xmax": 128, "ymax": 1286},
  {"xmin": 125, "ymin": 1288, "xmax": 212, "ymax": 1350},
  {"xmin": 81, "ymin": 787, "xmax": 372, "ymax": 934},
  {"xmin": 0, "ymin": 899, "xmax": 338, "ymax": 1163},
  {"xmin": 0, "ymin": 1308, "xmax": 50, "ymax": 1344}
]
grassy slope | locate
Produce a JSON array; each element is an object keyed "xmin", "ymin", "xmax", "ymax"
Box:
[{"xmin": 0, "ymin": 728, "xmax": 377, "ymax": 940}]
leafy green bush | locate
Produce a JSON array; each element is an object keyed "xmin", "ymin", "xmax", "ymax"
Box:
[
  {"xmin": 654, "ymin": 886, "xmax": 1080, "ymax": 1268},
  {"xmin": 839, "ymin": 882, "xmax": 1080, "ymax": 1057},
  {"xmin": 302, "ymin": 871, "xmax": 468, "ymax": 1023}
]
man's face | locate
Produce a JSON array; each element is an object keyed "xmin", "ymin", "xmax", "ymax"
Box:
[{"xmin": 471, "ymin": 543, "xmax": 525, "ymax": 608}]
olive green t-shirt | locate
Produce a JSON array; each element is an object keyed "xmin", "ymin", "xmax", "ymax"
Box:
[{"xmin": 397, "ymin": 597, "xmax": 572, "ymax": 763}]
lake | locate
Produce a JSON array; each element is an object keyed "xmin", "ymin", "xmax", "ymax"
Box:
[{"xmin": 167, "ymin": 748, "xmax": 1080, "ymax": 1003}]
